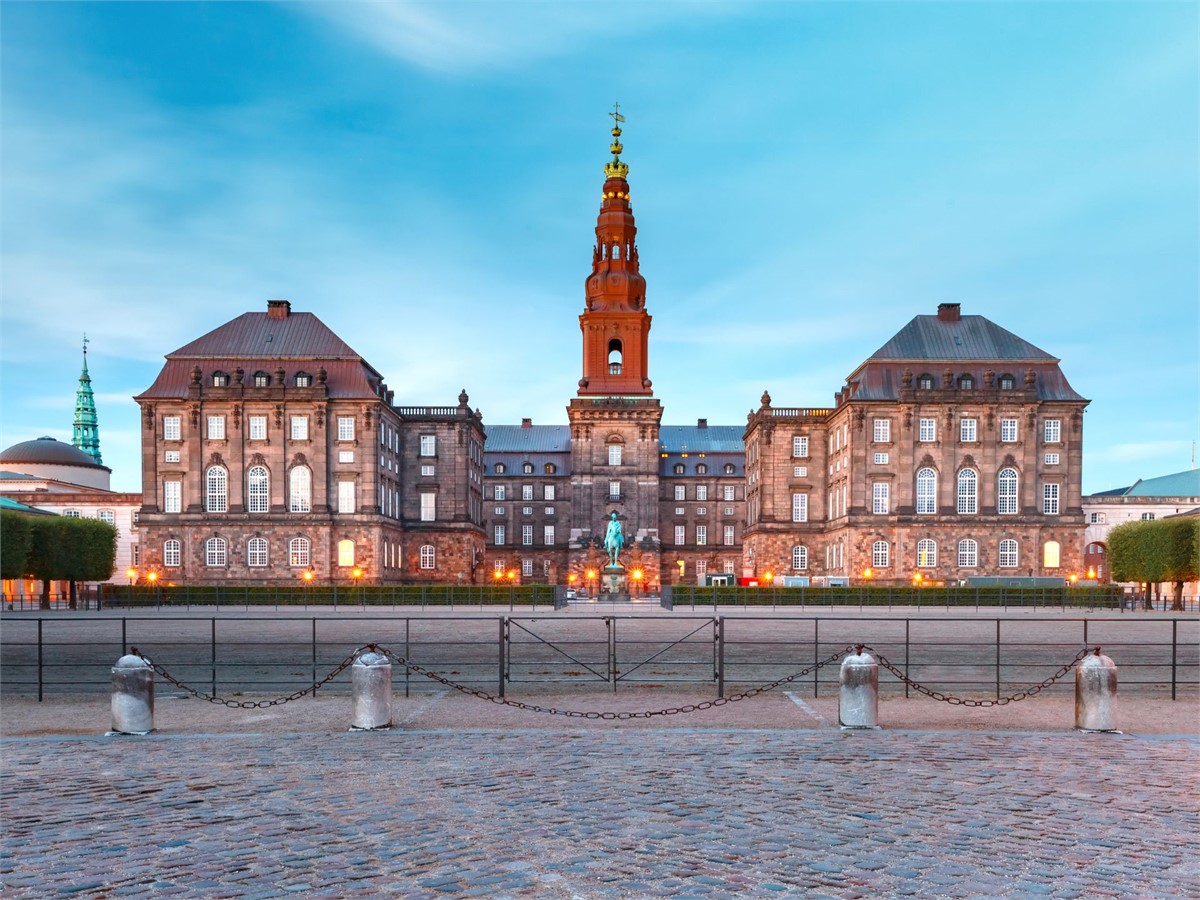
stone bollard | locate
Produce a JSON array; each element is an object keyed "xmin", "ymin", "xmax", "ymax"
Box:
[
  {"xmin": 350, "ymin": 647, "xmax": 393, "ymax": 731},
  {"xmin": 110, "ymin": 650, "xmax": 154, "ymax": 735},
  {"xmin": 838, "ymin": 645, "xmax": 880, "ymax": 729},
  {"xmin": 1075, "ymin": 648, "xmax": 1119, "ymax": 732}
]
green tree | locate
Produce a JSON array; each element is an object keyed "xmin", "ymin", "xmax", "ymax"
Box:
[
  {"xmin": 0, "ymin": 511, "xmax": 33, "ymax": 582},
  {"xmin": 22, "ymin": 516, "xmax": 117, "ymax": 609},
  {"xmin": 1108, "ymin": 518, "xmax": 1199, "ymax": 611}
]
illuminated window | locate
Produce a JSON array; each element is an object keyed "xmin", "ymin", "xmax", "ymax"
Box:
[
  {"xmin": 337, "ymin": 539, "xmax": 355, "ymax": 567},
  {"xmin": 917, "ymin": 539, "xmax": 937, "ymax": 568},
  {"xmin": 1043, "ymin": 540, "xmax": 1060, "ymax": 568}
]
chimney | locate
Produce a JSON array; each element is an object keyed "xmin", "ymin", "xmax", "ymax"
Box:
[
  {"xmin": 267, "ymin": 299, "xmax": 291, "ymax": 320},
  {"xmin": 937, "ymin": 302, "xmax": 961, "ymax": 323},
  {"xmin": 521, "ymin": 418, "xmax": 532, "ymax": 428},
  {"xmin": 697, "ymin": 418, "xmax": 708, "ymax": 428}
]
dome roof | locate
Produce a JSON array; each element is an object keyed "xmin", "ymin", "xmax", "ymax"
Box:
[{"xmin": 0, "ymin": 436, "xmax": 109, "ymax": 470}]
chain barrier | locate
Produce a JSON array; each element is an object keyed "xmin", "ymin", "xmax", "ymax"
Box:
[
  {"xmin": 373, "ymin": 643, "xmax": 858, "ymax": 719},
  {"xmin": 130, "ymin": 645, "xmax": 364, "ymax": 709},
  {"xmin": 861, "ymin": 644, "xmax": 1097, "ymax": 708}
]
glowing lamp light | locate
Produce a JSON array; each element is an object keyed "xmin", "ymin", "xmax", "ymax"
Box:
[
  {"xmin": 146, "ymin": 572, "xmax": 158, "ymax": 584},
  {"xmin": 1087, "ymin": 567, "xmax": 1096, "ymax": 579},
  {"xmin": 302, "ymin": 569, "xmax": 315, "ymax": 583},
  {"xmin": 764, "ymin": 571, "xmax": 774, "ymax": 583},
  {"xmin": 1069, "ymin": 573, "xmax": 1079, "ymax": 584},
  {"xmin": 632, "ymin": 569, "xmax": 644, "ymax": 581},
  {"xmin": 863, "ymin": 568, "xmax": 873, "ymax": 579},
  {"xmin": 351, "ymin": 567, "xmax": 363, "ymax": 580},
  {"xmin": 586, "ymin": 569, "xmax": 597, "ymax": 580},
  {"xmin": 506, "ymin": 570, "xmax": 516, "ymax": 582}
]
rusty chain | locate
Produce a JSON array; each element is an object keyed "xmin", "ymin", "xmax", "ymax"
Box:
[
  {"xmin": 130, "ymin": 645, "xmax": 364, "ymax": 709},
  {"xmin": 861, "ymin": 644, "xmax": 1097, "ymax": 708}
]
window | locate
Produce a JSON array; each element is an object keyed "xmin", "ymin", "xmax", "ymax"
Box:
[
  {"xmin": 522, "ymin": 462, "xmax": 534, "ymax": 474},
  {"xmin": 724, "ymin": 525, "xmax": 735, "ymax": 546},
  {"xmin": 338, "ymin": 481, "xmax": 355, "ymax": 514},
  {"xmin": 792, "ymin": 493, "xmax": 808, "ymax": 522},
  {"xmin": 696, "ymin": 507, "xmax": 707, "ymax": 516},
  {"xmin": 205, "ymin": 466, "xmax": 228, "ymax": 513},
  {"xmin": 724, "ymin": 507, "xmax": 734, "ymax": 516},
  {"xmin": 873, "ymin": 452, "xmax": 889, "ymax": 465},
  {"xmin": 295, "ymin": 373, "xmax": 310, "ymax": 388},
  {"xmin": 338, "ymin": 539, "xmax": 355, "ymax": 567},
  {"xmin": 956, "ymin": 469, "xmax": 977, "ymax": 514},
  {"xmin": 212, "ymin": 372, "xmax": 229, "ymax": 387},
  {"xmin": 999, "ymin": 539, "xmax": 1018, "ymax": 568},
  {"xmin": 724, "ymin": 463, "xmax": 736, "ymax": 474},
  {"xmin": 164, "ymin": 415, "xmax": 181, "ymax": 441},
  {"xmin": 164, "ymin": 480, "xmax": 181, "ymax": 513},
  {"xmin": 792, "ymin": 545, "xmax": 808, "ymax": 570},
  {"xmin": 1001, "ymin": 419, "xmax": 1017, "ymax": 443},
  {"xmin": 723, "ymin": 485, "xmax": 735, "ymax": 501},
  {"xmin": 247, "ymin": 537, "xmax": 268, "ymax": 568},
  {"xmin": 522, "ymin": 484, "xmax": 534, "ymax": 501},
  {"xmin": 960, "ymin": 375, "xmax": 974, "ymax": 389},
  {"xmin": 494, "ymin": 506, "xmax": 505, "ymax": 516},
  {"xmin": 420, "ymin": 492, "xmax": 436, "ymax": 522},
  {"xmin": 674, "ymin": 525, "xmax": 686, "ymax": 545},
  {"xmin": 97, "ymin": 509, "xmax": 116, "ymax": 526},
  {"xmin": 291, "ymin": 416, "xmax": 309, "ymax": 440},
  {"xmin": 1089, "ymin": 512, "xmax": 1105, "ymax": 524},
  {"xmin": 207, "ymin": 416, "xmax": 225, "ymax": 440},
  {"xmin": 289, "ymin": 538, "xmax": 311, "ymax": 567},
  {"xmin": 872, "ymin": 541, "xmax": 889, "ymax": 568},
  {"xmin": 675, "ymin": 507, "xmax": 685, "ymax": 515},
  {"xmin": 792, "ymin": 436, "xmax": 808, "ymax": 458},
  {"xmin": 999, "ymin": 374, "xmax": 1016, "ymax": 390},
  {"xmin": 793, "ymin": 466, "xmax": 808, "ymax": 477},
  {"xmin": 522, "ymin": 559, "xmax": 533, "ymax": 577},
  {"xmin": 205, "ymin": 537, "xmax": 227, "ymax": 567},
  {"xmin": 420, "ymin": 435, "xmax": 436, "ymax": 456},
  {"xmin": 919, "ymin": 418, "xmax": 936, "ymax": 442},
  {"xmin": 695, "ymin": 464, "xmax": 707, "ymax": 475},
  {"xmin": 916, "ymin": 468, "xmax": 937, "ymax": 514},
  {"xmin": 163, "ymin": 449, "xmax": 180, "ymax": 464},
  {"xmin": 544, "ymin": 485, "xmax": 555, "ymax": 501},
  {"xmin": 608, "ymin": 444, "xmax": 622, "ymax": 466},
  {"xmin": 696, "ymin": 525, "xmax": 707, "ymax": 546},
  {"xmin": 522, "ymin": 525, "xmax": 533, "ymax": 546},
  {"xmin": 420, "ymin": 545, "xmax": 436, "ymax": 570},
  {"xmin": 544, "ymin": 463, "xmax": 556, "ymax": 474},
  {"xmin": 1043, "ymin": 541, "xmax": 1060, "ymax": 568},
  {"xmin": 131, "ymin": 543, "xmax": 140, "ymax": 565},
  {"xmin": 917, "ymin": 539, "xmax": 937, "ymax": 568},
  {"xmin": 960, "ymin": 418, "xmax": 977, "ymax": 442},
  {"xmin": 289, "ymin": 466, "xmax": 312, "ymax": 512},
  {"xmin": 544, "ymin": 525, "xmax": 555, "ymax": 546},
  {"xmin": 673, "ymin": 463, "xmax": 685, "ymax": 475},
  {"xmin": 1045, "ymin": 453, "xmax": 1060, "ymax": 465},
  {"xmin": 696, "ymin": 485, "xmax": 708, "ymax": 501},
  {"xmin": 917, "ymin": 373, "xmax": 934, "ymax": 389},
  {"xmin": 958, "ymin": 539, "xmax": 978, "ymax": 567},
  {"xmin": 247, "ymin": 466, "xmax": 269, "ymax": 514},
  {"xmin": 1140, "ymin": 512, "xmax": 1156, "ymax": 521},
  {"xmin": 337, "ymin": 417, "xmax": 355, "ymax": 441},
  {"xmin": 872, "ymin": 483, "xmax": 889, "ymax": 514},
  {"xmin": 494, "ymin": 463, "xmax": 506, "ymax": 474},
  {"xmin": 873, "ymin": 419, "xmax": 891, "ymax": 443},
  {"xmin": 249, "ymin": 371, "xmax": 268, "ymax": 387},
  {"xmin": 340, "ymin": 451, "xmax": 356, "ymax": 464},
  {"xmin": 164, "ymin": 539, "xmax": 181, "ymax": 567},
  {"xmin": 495, "ymin": 485, "xmax": 506, "ymax": 501},
  {"xmin": 249, "ymin": 416, "xmax": 267, "ymax": 440},
  {"xmin": 1044, "ymin": 420, "xmax": 1061, "ymax": 443},
  {"xmin": 998, "ymin": 468, "xmax": 1018, "ymax": 515},
  {"xmin": 494, "ymin": 560, "xmax": 506, "ymax": 576},
  {"xmin": 495, "ymin": 525, "xmax": 506, "ymax": 545},
  {"xmin": 674, "ymin": 485, "xmax": 685, "ymax": 501},
  {"xmin": 545, "ymin": 506, "xmax": 555, "ymax": 516},
  {"xmin": 1043, "ymin": 483, "xmax": 1060, "ymax": 515},
  {"xmin": 608, "ymin": 481, "xmax": 621, "ymax": 500}
]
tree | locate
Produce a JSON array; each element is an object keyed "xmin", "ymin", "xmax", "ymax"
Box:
[
  {"xmin": 21, "ymin": 516, "xmax": 117, "ymax": 609},
  {"xmin": 0, "ymin": 511, "xmax": 33, "ymax": 582},
  {"xmin": 1160, "ymin": 518, "xmax": 1199, "ymax": 612},
  {"xmin": 1108, "ymin": 518, "xmax": 1199, "ymax": 611}
]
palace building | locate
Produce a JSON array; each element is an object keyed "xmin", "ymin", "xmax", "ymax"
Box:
[{"xmin": 132, "ymin": 116, "xmax": 1089, "ymax": 588}]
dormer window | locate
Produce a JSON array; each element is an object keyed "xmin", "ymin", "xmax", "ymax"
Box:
[
  {"xmin": 212, "ymin": 371, "xmax": 229, "ymax": 387},
  {"xmin": 999, "ymin": 373, "xmax": 1016, "ymax": 390},
  {"xmin": 544, "ymin": 463, "xmax": 556, "ymax": 474},
  {"xmin": 295, "ymin": 372, "xmax": 311, "ymax": 388},
  {"xmin": 917, "ymin": 373, "xmax": 934, "ymax": 390},
  {"xmin": 253, "ymin": 371, "xmax": 270, "ymax": 387},
  {"xmin": 696, "ymin": 464, "xmax": 708, "ymax": 475},
  {"xmin": 673, "ymin": 463, "xmax": 685, "ymax": 475},
  {"xmin": 494, "ymin": 463, "xmax": 506, "ymax": 475},
  {"xmin": 724, "ymin": 463, "xmax": 736, "ymax": 475},
  {"xmin": 522, "ymin": 462, "xmax": 534, "ymax": 474},
  {"xmin": 959, "ymin": 375, "xmax": 974, "ymax": 390}
]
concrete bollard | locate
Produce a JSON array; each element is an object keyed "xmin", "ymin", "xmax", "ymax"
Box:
[
  {"xmin": 838, "ymin": 645, "xmax": 880, "ymax": 729},
  {"xmin": 1075, "ymin": 648, "xmax": 1118, "ymax": 732},
  {"xmin": 350, "ymin": 647, "xmax": 393, "ymax": 731},
  {"xmin": 110, "ymin": 650, "xmax": 154, "ymax": 735}
]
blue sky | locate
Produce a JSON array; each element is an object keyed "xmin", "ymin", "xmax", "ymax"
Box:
[{"xmin": 1, "ymin": 1, "xmax": 1196, "ymax": 495}]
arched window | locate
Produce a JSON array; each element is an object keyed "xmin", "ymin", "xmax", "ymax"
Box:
[
  {"xmin": 205, "ymin": 466, "xmax": 228, "ymax": 513},
  {"xmin": 253, "ymin": 371, "xmax": 270, "ymax": 387},
  {"xmin": 959, "ymin": 374, "xmax": 974, "ymax": 389},
  {"xmin": 792, "ymin": 545, "xmax": 808, "ymax": 570},
  {"xmin": 917, "ymin": 373, "xmax": 934, "ymax": 389},
  {"xmin": 673, "ymin": 463, "xmax": 685, "ymax": 475},
  {"xmin": 289, "ymin": 537, "xmax": 311, "ymax": 567},
  {"xmin": 999, "ymin": 539, "xmax": 1019, "ymax": 568},
  {"xmin": 917, "ymin": 539, "xmax": 937, "ymax": 568},
  {"xmin": 163, "ymin": 539, "xmax": 181, "ymax": 567},
  {"xmin": 999, "ymin": 373, "xmax": 1016, "ymax": 390},
  {"xmin": 956, "ymin": 468, "xmax": 977, "ymax": 514},
  {"xmin": 916, "ymin": 468, "xmax": 937, "ymax": 514},
  {"xmin": 958, "ymin": 539, "xmax": 978, "ymax": 567},
  {"xmin": 212, "ymin": 371, "xmax": 229, "ymax": 387},
  {"xmin": 205, "ymin": 537, "xmax": 227, "ymax": 567},
  {"xmin": 337, "ymin": 539, "xmax": 355, "ymax": 567},
  {"xmin": 494, "ymin": 463, "xmax": 506, "ymax": 474},
  {"xmin": 696, "ymin": 464, "xmax": 708, "ymax": 475},
  {"xmin": 1043, "ymin": 541, "xmax": 1060, "ymax": 568},
  {"xmin": 420, "ymin": 545, "xmax": 436, "ymax": 569},
  {"xmin": 544, "ymin": 463, "xmax": 556, "ymax": 474},
  {"xmin": 522, "ymin": 462, "xmax": 534, "ymax": 474},
  {"xmin": 294, "ymin": 372, "xmax": 311, "ymax": 388},
  {"xmin": 872, "ymin": 540, "xmax": 890, "ymax": 568},
  {"xmin": 289, "ymin": 466, "xmax": 311, "ymax": 513},
  {"xmin": 997, "ymin": 468, "xmax": 1018, "ymax": 514},
  {"xmin": 724, "ymin": 463, "xmax": 736, "ymax": 475},
  {"xmin": 608, "ymin": 339, "xmax": 623, "ymax": 375},
  {"xmin": 247, "ymin": 537, "xmax": 268, "ymax": 567},
  {"xmin": 247, "ymin": 466, "xmax": 269, "ymax": 514}
]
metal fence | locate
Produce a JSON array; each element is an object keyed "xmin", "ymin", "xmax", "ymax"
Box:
[{"xmin": 2, "ymin": 614, "xmax": 1195, "ymax": 702}]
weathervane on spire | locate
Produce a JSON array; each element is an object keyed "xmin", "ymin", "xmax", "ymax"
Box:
[{"xmin": 604, "ymin": 101, "xmax": 629, "ymax": 179}]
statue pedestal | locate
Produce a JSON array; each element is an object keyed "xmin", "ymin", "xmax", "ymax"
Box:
[{"xmin": 602, "ymin": 565, "xmax": 626, "ymax": 596}]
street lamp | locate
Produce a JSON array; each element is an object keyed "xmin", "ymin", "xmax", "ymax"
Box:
[
  {"xmin": 586, "ymin": 568, "xmax": 597, "ymax": 597},
  {"xmin": 146, "ymin": 571, "xmax": 159, "ymax": 608},
  {"xmin": 351, "ymin": 567, "xmax": 363, "ymax": 606},
  {"xmin": 126, "ymin": 568, "xmax": 137, "ymax": 606},
  {"xmin": 631, "ymin": 568, "xmax": 644, "ymax": 598}
]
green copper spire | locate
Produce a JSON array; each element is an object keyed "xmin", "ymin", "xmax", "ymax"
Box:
[{"xmin": 72, "ymin": 334, "xmax": 103, "ymax": 465}]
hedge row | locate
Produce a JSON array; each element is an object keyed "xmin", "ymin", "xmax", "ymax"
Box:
[
  {"xmin": 669, "ymin": 585, "xmax": 1123, "ymax": 607},
  {"xmin": 0, "ymin": 510, "xmax": 116, "ymax": 583},
  {"xmin": 101, "ymin": 583, "xmax": 559, "ymax": 607}
]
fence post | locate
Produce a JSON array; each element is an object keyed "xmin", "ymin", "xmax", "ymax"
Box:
[
  {"xmin": 609, "ymin": 617, "xmax": 617, "ymax": 692},
  {"xmin": 716, "ymin": 616, "xmax": 725, "ymax": 699},
  {"xmin": 904, "ymin": 618, "xmax": 910, "ymax": 699},
  {"xmin": 498, "ymin": 616, "xmax": 507, "ymax": 698},
  {"xmin": 121, "ymin": 617, "xmax": 127, "ymax": 656},
  {"xmin": 813, "ymin": 618, "xmax": 820, "ymax": 698},
  {"xmin": 311, "ymin": 618, "xmax": 318, "ymax": 697},
  {"xmin": 404, "ymin": 618, "xmax": 411, "ymax": 698},
  {"xmin": 1172, "ymin": 618, "xmax": 1178, "ymax": 701},
  {"xmin": 37, "ymin": 619, "xmax": 43, "ymax": 702},
  {"xmin": 995, "ymin": 618, "xmax": 1001, "ymax": 699},
  {"xmin": 211, "ymin": 618, "xmax": 217, "ymax": 696}
]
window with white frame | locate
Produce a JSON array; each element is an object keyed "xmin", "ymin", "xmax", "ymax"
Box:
[
  {"xmin": 956, "ymin": 468, "xmax": 978, "ymax": 514},
  {"xmin": 495, "ymin": 524, "xmax": 506, "ymax": 545},
  {"xmin": 998, "ymin": 468, "xmax": 1018, "ymax": 514},
  {"xmin": 337, "ymin": 417, "xmax": 355, "ymax": 441},
  {"xmin": 420, "ymin": 464, "xmax": 433, "ymax": 475},
  {"xmin": 674, "ymin": 485, "xmax": 685, "ymax": 501},
  {"xmin": 290, "ymin": 416, "xmax": 309, "ymax": 441},
  {"xmin": 207, "ymin": 415, "xmax": 225, "ymax": 440},
  {"xmin": 608, "ymin": 481, "xmax": 620, "ymax": 500},
  {"xmin": 205, "ymin": 537, "xmax": 227, "ymax": 567},
  {"xmin": 420, "ymin": 435, "xmax": 436, "ymax": 456},
  {"xmin": 1089, "ymin": 512, "xmax": 1105, "ymax": 524},
  {"xmin": 872, "ymin": 483, "xmax": 889, "ymax": 514},
  {"xmin": 872, "ymin": 540, "xmax": 889, "ymax": 568},
  {"xmin": 164, "ymin": 450, "xmax": 180, "ymax": 463},
  {"xmin": 289, "ymin": 466, "xmax": 312, "ymax": 513},
  {"xmin": 522, "ymin": 463, "xmax": 533, "ymax": 474},
  {"xmin": 163, "ymin": 415, "xmax": 181, "ymax": 441},
  {"xmin": 247, "ymin": 537, "xmax": 268, "ymax": 567},
  {"xmin": 724, "ymin": 525, "xmax": 735, "ymax": 546},
  {"xmin": 97, "ymin": 509, "xmax": 115, "ymax": 525},
  {"xmin": 493, "ymin": 560, "xmax": 505, "ymax": 575},
  {"xmin": 1001, "ymin": 418, "xmax": 1017, "ymax": 442},
  {"xmin": 724, "ymin": 506, "xmax": 734, "ymax": 516},
  {"xmin": 873, "ymin": 419, "xmax": 891, "ymax": 443},
  {"xmin": 793, "ymin": 436, "xmax": 808, "ymax": 458},
  {"xmin": 696, "ymin": 485, "xmax": 708, "ymax": 501},
  {"xmin": 696, "ymin": 507, "xmax": 707, "ymax": 516},
  {"xmin": 1043, "ymin": 483, "xmax": 1060, "ymax": 515},
  {"xmin": 675, "ymin": 507, "xmax": 685, "ymax": 515},
  {"xmin": 696, "ymin": 525, "xmax": 707, "ymax": 546},
  {"xmin": 608, "ymin": 444, "xmax": 622, "ymax": 466},
  {"xmin": 919, "ymin": 418, "xmax": 936, "ymax": 442},
  {"xmin": 673, "ymin": 463, "xmax": 685, "ymax": 475},
  {"xmin": 544, "ymin": 485, "xmax": 555, "ymax": 501},
  {"xmin": 289, "ymin": 537, "xmax": 310, "ymax": 567},
  {"xmin": 522, "ymin": 525, "xmax": 533, "ymax": 546},
  {"xmin": 792, "ymin": 492, "xmax": 808, "ymax": 522},
  {"xmin": 522, "ymin": 506, "xmax": 533, "ymax": 515},
  {"xmin": 164, "ymin": 539, "xmax": 181, "ymax": 567},
  {"xmin": 522, "ymin": 559, "xmax": 533, "ymax": 577},
  {"xmin": 247, "ymin": 466, "xmax": 269, "ymax": 514},
  {"xmin": 1043, "ymin": 540, "xmax": 1060, "ymax": 568},
  {"xmin": 522, "ymin": 484, "xmax": 533, "ymax": 501},
  {"xmin": 294, "ymin": 373, "xmax": 310, "ymax": 388},
  {"xmin": 249, "ymin": 415, "xmax": 267, "ymax": 440},
  {"xmin": 793, "ymin": 466, "xmax": 808, "ymax": 477},
  {"xmin": 723, "ymin": 485, "xmax": 735, "ymax": 501},
  {"xmin": 205, "ymin": 466, "xmax": 228, "ymax": 513},
  {"xmin": 958, "ymin": 539, "xmax": 978, "ymax": 567},
  {"xmin": 960, "ymin": 418, "xmax": 977, "ymax": 442},
  {"xmin": 1045, "ymin": 453, "xmax": 1060, "ymax": 465},
  {"xmin": 337, "ymin": 481, "xmax": 355, "ymax": 514},
  {"xmin": 916, "ymin": 468, "xmax": 937, "ymax": 514},
  {"xmin": 494, "ymin": 485, "xmax": 506, "ymax": 501},
  {"xmin": 337, "ymin": 539, "xmax": 355, "ymax": 567},
  {"xmin": 999, "ymin": 539, "xmax": 1018, "ymax": 568},
  {"xmin": 420, "ymin": 492, "xmax": 436, "ymax": 522},
  {"xmin": 544, "ymin": 525, "xmax": 555, "ymax": 546},
  {"xmin": 131, "ymin": 543, "xmax": 140, "ymax": 565},
  {"xmin": 164, "ymin": 480, "xmax": 181, "ymax": 513},
  {"xmin": 792, "ymin": 545, "xmax": 808, "ymax": 570},
  {"xmin": 1044, "ymin": 419, "xmax": 1061, "ymax": 443},
  {"xmin": 420, "ymin": 545, "xmax": 436, "ymax": 569},
  {"xmin": 1140, "ymin": 512, "xmax": 1156, "ymax": 521},
  {"xmin": 873, "ymin": 452, "xmax": 889, "ymax": 464},
  {"xmin": 674, "ymin": 525, "xmax": 686, "ymax": 545},
  {"xmin": 917, "ymin": 539, "xmax": 937, "ymax": 568}
]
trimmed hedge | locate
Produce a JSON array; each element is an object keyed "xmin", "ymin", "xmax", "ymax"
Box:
[
  {"xmin": 0, "ymin": 510, "xmax": 116, "ymax": 582},
  {"xmin": 670, "ymin": 585, "xmax": 1123, "ymax": 608},
  {"xmin": 1109, "ymin": 517, "xmax": 1199, "ymax": 610},
  {"xmin": 102, "ymin": 583, "xmax": 559, "ymax": 607}
]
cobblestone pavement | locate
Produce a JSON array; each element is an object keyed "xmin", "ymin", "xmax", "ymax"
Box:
[{"xmin": 3, "ymin": 729, "xmax": 1197, "ymax": 898}]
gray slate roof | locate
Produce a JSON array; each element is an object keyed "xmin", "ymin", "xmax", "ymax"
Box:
[
  {"xmin": 659, "ymin": 425, "xmax": 745, "ymax": 454},
  {"xmin": 868, "ymin": 315, "xmax": 1056, "ymax": 362},
  {"xmin": 485, "ymin": 425, "xmax": 572, "ymax": 454}
]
